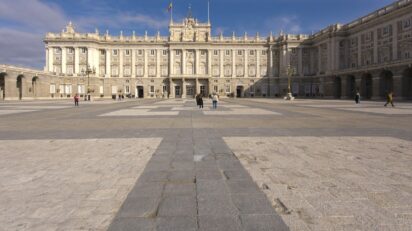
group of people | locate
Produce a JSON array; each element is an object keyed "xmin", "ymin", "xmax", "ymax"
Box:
[
  {"xmin": 354, "ymin": 89, "xmax": 395, "ymax": 107},
  {"xmin": 196, "ymin": 93, "xmax": 220, "ymax": 109}
]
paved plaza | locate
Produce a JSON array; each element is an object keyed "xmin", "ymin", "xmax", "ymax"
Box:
[{"xmin": 0, "ymin": 98, "xmax": 412, "ymax": 231}]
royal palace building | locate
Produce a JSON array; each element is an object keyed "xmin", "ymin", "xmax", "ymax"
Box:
[{"xmin": 1, "ymin": 0, "xmax": 412, "ymax": 100}]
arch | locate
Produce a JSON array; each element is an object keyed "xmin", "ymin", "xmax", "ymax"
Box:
[
  {"xmin": 402, "ymin": 67, "xmax": 412, "ymax": 98},
  {"xmin": 379, "ymin": 70, "xmax": 393, "ymax": 97},
  {"xmin": 334, "ymin": 76, "xmax": 342, "ymax": 99},
  {"xmin": 346, "ymin": 75, "xmax": 356, "ymax": 98},
  {"xmin": 17, "ymin": 74, "xmax": 25, "ymax": 100},
  {"xmin": 361, "ymin": 73, "xmax": 373, "ymax": 99},
  {"xmin": 32, "ymin": 76, "xmax": 39, "ymax": 98},
  {"xmin": 0, "ymin": 72, "xmax": 6, "ymax": 100}
]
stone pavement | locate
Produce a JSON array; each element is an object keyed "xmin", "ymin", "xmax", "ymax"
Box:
[{"xmin": 0, "ymin": 98, "xmax": 412, "ymax": 230}]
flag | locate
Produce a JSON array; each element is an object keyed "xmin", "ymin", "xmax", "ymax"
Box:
[{"xmin": 167, "ymin": 2, "xmax": 173, "ymax": 12}]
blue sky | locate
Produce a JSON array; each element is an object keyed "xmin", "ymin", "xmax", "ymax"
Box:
[{"xmin": 0, "ymin": 0, "xmax": 395, "ymax": 69}]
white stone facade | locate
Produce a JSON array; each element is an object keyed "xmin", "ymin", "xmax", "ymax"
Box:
[{"xmin": 1, "ymin": 0, "xmax": 412, "ymax": 100}]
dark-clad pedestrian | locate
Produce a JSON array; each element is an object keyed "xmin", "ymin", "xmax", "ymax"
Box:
[
  {"xmin": 355, "ymin": 90, "xmax": 360, "ymax": 104},
  {"xmin": 384, "ymin": 91, "xmax": 395, "ymax": 107},
  {"xmin": 74, "ymin": 93, "xmax": 80, "ymax": 106},
  {"xmin": 199, "ymin": 95, "xmax": 204, "ymax": 109}
]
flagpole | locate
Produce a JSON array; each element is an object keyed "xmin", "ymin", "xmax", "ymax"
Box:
[
  {"xmin": 171, "ymin": 1, "xmax": 173, "ymax": 24},
  {"xmin": 208, "ymin": 0, "xmax": 210, "ymax": 24}
]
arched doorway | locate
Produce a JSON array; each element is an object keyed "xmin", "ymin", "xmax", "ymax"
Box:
[
  {"xmin": 402, "ymin": 67, "xmax": 412, "ymax": 99},
  {"xmin": 32, "ymin": 76, "xmax": 39, "ymax": 98},
  {"xmin": 379, "ymin": 70, "xmax": 394, "ymax": 97},
  {"xmin": 0, "ymin": 72, "xmax": 6, "ymax": 100},
  {"xmin": 17, "ymin": 75, "xmax": 24, "ymax": 100},
  {"xmin": 334, "ymin": 76, "xmax": 342, "ymax": 99},
  {"xmin": 346, "ymin": 75, "xmax": 356, "ymax": 98},
  {"xmin": 361, "ymin": 73, "xmax": 373, "ymax": 99}
]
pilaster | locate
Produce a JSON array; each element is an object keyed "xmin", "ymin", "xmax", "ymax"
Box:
[
  {"xmin": 119, "ymin": 49, "xmax": 123, "ymax": 78},
  {"xmin": 244, "ymin": 49, "xmax": 248, "ymax": 77},
  {"xmin": 232, "ymin": 49, "xmax": 236, "ymax": 78},
  {"xmin": 298, "ymin": 48, "xmax": 303, "ymax": 76},
  {"xmin": 169, "ymin": 49, "xmax": 174, "ymax": 76},
  {"xmin": 269, "ymin": 47, "xmax": 273, "ymax": 77},
  {"xmin": 182, "ymin": 49, "xmax": 186, "ymax": 75},
  {"xmin": 195, "ymin": 50, "xmax": 200, "ymax": 75},
  {"xmin": 48, "ymin": 47, "xmax": 54, "ymax": 72},
  {"xmin": 75, "ymin": 47, "xmax": 80, "ymax": 75},
  {"xmin": 392, "ymin": 22, "xmax": 398, "ymax": 60},
  {"xmin": 106, "ymin": 49, "xmax": 111, "ymax": 78},
  {"xmin": 132, "ymin": 49, "xmax": 136, "ymax": 77},
  {"xmin": 144, "ymin": 49, "xmax": 148, "ymax": 77},
  {"xmin": 207, "ymin": 50, "xmax": 212, "ymax": 76},
  {"xmin": 220, "ymin": 49, "xmax": 224, "ymax": 78},
  {"xmin": 156, "ymin": 49, "xmax": 161, "ymax": 77},
  {"xmin": 257, "ymin": 50, "xmax": 261, "ymax": 78},
  {"xmin": 61, "ymin": 47, "xmax": 67, "ymax": 74},
  {"xmin": 357, "ymin": 36, "xmax": 362, "ymax": 67},
  {"xmin": 373, "ymin": 30, "xmax": 378, "ymax": 64}
]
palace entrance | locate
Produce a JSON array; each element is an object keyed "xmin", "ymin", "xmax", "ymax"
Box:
[
  {"xmin": 236, "ymin": 86, "xmax": 244, "ymax": 98},
  {"xmin": 137, "ymin": 86, "xmax": 144, "ymax": 98},
  {"xmin": 175, "ymin": 86, "xmax": 181, "ymax": 98},
  {"xmin": 0, "ymin": 73, "xmax": 5, "ymax": 100}
]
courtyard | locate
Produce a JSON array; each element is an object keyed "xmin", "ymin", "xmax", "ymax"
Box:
[{"xmin": 0, "ymin": 98, "xmax": 411, "ymax": 231}]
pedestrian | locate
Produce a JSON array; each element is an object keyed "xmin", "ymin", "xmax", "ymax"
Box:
[
  {"xmin": 195, "ymin": 94, "xmax": 200, "ymax": 108},
  {"xmin": 74, "ymin": 93, "xmax": 80, "ymax": 106},
  {"xmin": 355, "ymin": 90, "xmax": 360, "ymax": 104},
  {"xmin": 212, "ymin": 93, "xmax": 219, "ymax": 109},
  {"xmin": 199, "ymin": 95, "xmax": 204, "ymax": 109},
  {"xmin": 384, "ymin": 91, "xmax": 395, "ymax": 107}
]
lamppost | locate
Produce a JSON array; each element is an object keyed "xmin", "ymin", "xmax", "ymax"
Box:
[
  {"xmin": 81, "ymin": 65, "xmax": 96, "ymax": 101},
  {"xmin": 285, "ymin": 64, "xmax": 296, "ymax": 100}
]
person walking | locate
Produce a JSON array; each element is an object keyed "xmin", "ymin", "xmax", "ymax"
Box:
[
  {"xmin": 384, "ymin": 91, "xmax": 395, "ymax": 107},
  {"xmin": 196, "ymin": 94, "xmax": 200, "ymax": 108},
  {"xmin": 74, "ymin": 93, "xmax": 80, "ymax": 106},
  {"xmin": 199, "ymin": 95, "xmax": 204, "ymax": 109},
  {"xmin": 355, "ymin": 90, "xmax": 360, "ymax": 104},
  {"xmin": 212, "ymin": 93, "xmax": 219, "ymax": 109}
]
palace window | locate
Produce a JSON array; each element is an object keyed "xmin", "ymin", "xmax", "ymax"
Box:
[
  {"xmin": 150, "ymin": 86, "xmax": 155, "ymax": 93},
  {"xmin": 100, "ymin": 50, "xmax": 105, "ymax": 55},
  {"xmin": 49, "ymin": 84, "xmax": 56, "ymax": 94},
  {"xmin": 262, "ymin": 50, "xmax": 267, "ymax": 55},
  {"xmin": 124, "ymin": 66, "xmax": 131, "ymax": 76},
  {"xmin": 238, "ymin": 50, "xmax": 243, "ymax": 56},
  {"xmin": 54, "ymin": 48, "xmax": 61, "ymax": 54},
  {"xmin": 68, "ymin": 48, "xmax": 74, "ymax": 54},
  {"xmin": 125, "ymin": 86, "xmax": 130, "ymax": 94},
  {"xmin": 365, "ymin": 31, "xmax": 372, "ymax": 41},
  {"xmin": 213, "ymin": 50, "xmax": 218, "ymax": 56},
  {"xmin": 138, "ymin": 50, "xmax": 143, "ymax": 56},
  {"xmin": 163, "ymin": 50, "xmax": 168, "ymax": 56},
  {"xmin": 125, "ymin": 50, "xmax": 131, "ymax": 56},
  {"xmin": 403, "ymin": 19, "xmax": 411, "ymax": 29},
  {"xmin": 213, "ymin": 85, "xmax": 218, "ymax": 93},
  {"xmin": 81, "ymin": 48, "xmax": 87, "ymax": 54},
  {"xmin": 201, "ymin": 50, "xmax": 207, "ymax": 56},
  {"xmin": 225, "ymin": 50, "xmax": 231, "ymax": 56},
  {"xmin": 176, "ymin": 50, "xmax": 181, "ymax": 56},
  {"xmin": 113, "ymin": 50, "xmax": 118, "ymax": 56},
  {"xmin": 382, "ymin": 25, "xmax": 390, "ymax": 36},
  {"xmin": 150, "ymin": 50, "xmax": 155, "ymax": 56},
  {"xmin": 250, "ymin": 50, "xmax": 255, "ymax": 56},
  {"xmin": 225, "ymin": 85, "xmax": 231, "ymax": 93}
]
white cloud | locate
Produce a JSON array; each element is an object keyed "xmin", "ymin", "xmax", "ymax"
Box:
[
  {"xmin": 0, "ymin": 28, "xmax": 44, "ymax": 68},
  {"xmin": 0, "ymin": 0, "xmax": 67, "ymax": 32},
  {"xmin": 265, "ymin": 15, "xmax": 302, "ymax": 34}
]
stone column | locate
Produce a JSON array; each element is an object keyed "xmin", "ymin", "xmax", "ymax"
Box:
[
  {"xmin": 195, "ymin": 50, "xmax": 200, "ymax": 75},
  {"xmin": 207, "ymin": 50, "xmax": 212, "ymax": 76},
  {"xmin": 182, "ymin": 78, "xmax": 186, "ymax": 98},
  {"xmin": 182, "ymin": 50, "xmax": 186, "ymax": 75},
  {"xmin": 220, "ymin": 49, "xmax": 224, "ymax": 78},
  {"xmin": 170, "ymin": 79, "xmax": 175, "ymax": 98},
  {"xmin": 232, "ymin": 49, "xmax": 236, "ymax": 78},
  {"xmin": 298, "ymin": 48, "xmax": 303, "ymax": 76},
  {"xmin": 244, "ymin": 49, "xmax": 248, "ymax": 78},
  {"xmin": 106, "ymin": 49, "xmax": 111, "ymax": 78},
  {"xmin": 156, "ymin": 49, "xmax": 161, "ymax": 77},
  {"xmin": 119, "ymin": 49, "xmax": 124, "ymax": 78},
  {"xmin": 45, "ymin": 48, "xmax": 49, "ymax": 72},
  {"xmin": 392, "ymin": 22, "xmax": 398, "ymax": 61},
  {"xmin": 318, "ymin": 46, "xmax": 322, "ymax": 75},
  {"xmin": 61, "ymin": 47, "xmax": 67, "ymax": 74},
  {"xmin": 48, "ymin": 47, "xmax": 54, "ymax": 73},
  {"xmin": 196, "ymin": 78, "xmax": 200, "ymax": 95},
  {"xmin": 257, "ymin": 50, "xmax": 261, "ymax": 78},
  {"xmin": 269, "ymin": 46, "xmax": 273, "ymax": 77},
  {"xmin": 144, "ymin": 50, "xmax": 148, "ymax": 77},
  {"xmin": 131, "ymin": 49, "xmax": 136, "ymax": 77},
  {"xmin": 75, "ymin": 47, "xmax": 80, "ymax": 75},
  {"xmin": 357, "ymin": 36, "xmax": 362, "ymax": 67},
  {"xmin": 169, "ymin": 49, "xmax": 174, "ymax": 76},
  {"xmin": 373, "ymin": 30, "xmax": 378, "ymax": 64}
]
